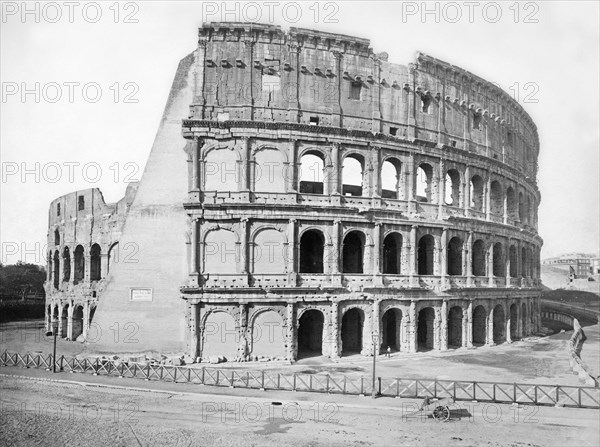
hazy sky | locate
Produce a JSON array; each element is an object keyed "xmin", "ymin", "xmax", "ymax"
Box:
[{"xmin": 1, "ymin": 1, "xmax": 599, "ymax": 265}]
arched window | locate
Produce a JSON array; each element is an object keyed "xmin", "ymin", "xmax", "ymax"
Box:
[
  {"xmin": 342, "ymin": 156, "xmax": 363, "ymax": 197},
  {"xmin": 381, "ymin": 159, "xmax": 401, "ymax": 199},
  {"xmin": 417, "ymin": 234, "xmax": 435, "ymax": 275},
  {"xmin": 254, "ymin": 148, "xmax": 286, "ymax": 193},
  {"xmin": 204, "ymin": 229, "xmax": 239, "ymax": 274},
  {"xmin": 62, "ymin": 247, "xmax": 71, "ymax": 282},
  {"xmin": 74, "ymin": 245, "xmax": 85, "ymax": 284},
  {"xmin": 299, "ymin": 230, "xmax": 324, "ymax": 273},
  {"xmin": 509, "ymin": 246, "xmax": 518, "ymax": 278},
  {"xmin": 470, "ymin": 175, "xmax": 484, "ymax": 211},
  {"xmin": 521, "ymin": 247, "xmax": 528, "ymax": 278},
  {"xmin": 444, "ymin": 169, "xmax": 461, "ymax": 206},
  {"xmin": 382, "ymin": 233, "xmax": 402, "ymax": 274},
  {"xmin": 54, "ymin": 229, "xmax": 60, "ymax": 246},
  {"xmin": 493, "ymin": 243, "xmax": 504, "ymax": 277},
  {"xmin": 447, "ymin": 237, "xmax": 463, "ymax": 276},
  {"xmin": 490, "ymin": 181, "xmax": 503, "ymax": 215},
  {"xmin": 252, "ymin": 229, "xmax": 285, "ymax": 274},
  {"xmin": 416, "ymin": 163, "xmax": 433, "ymax": 202},
  {"xmin": 342, "ymin": 231, "xmax": 364, "ymax": 273},
  {"xmin": 299, "ymin": 153, "xmax": 325, "ymax": 194},
  {"xmin": 204, "ymin": 148, "xmax": 239, "ymax": 192},
  {"xmin": 472, "ymin": 239, "xmax": 486, "ymax": 276},
  {"xmin": 90, "ymin": 244, "xmax": 101, "ymax": 281},
  {"xmin": 518, "ymin": 192, "xmax": 525, "ymax": 222},
  {"xmin": 506, "ymin": 187, "xmax": 516, "ymax": 220},
  {"xmin": 53, "ymin": 250, "xmax": 60, "ymax": 290}
]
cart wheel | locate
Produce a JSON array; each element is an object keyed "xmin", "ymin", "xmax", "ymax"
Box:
[{"xmin": 433, "ymin": 405, "xmax": 450, "ymax": 421}]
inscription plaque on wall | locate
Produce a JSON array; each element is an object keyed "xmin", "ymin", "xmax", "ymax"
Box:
[{"xmin": 129, "ymin": 288, "xmax": 153, "ymax": 302}]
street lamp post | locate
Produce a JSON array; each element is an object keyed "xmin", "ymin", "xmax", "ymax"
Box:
[
  {"xmin": 371, "ymin": 332, "xmax": 378, "ymax": 399},
  {"xmin": 52, "ymin": 318, "xmax": 58, "ymax": 373}
]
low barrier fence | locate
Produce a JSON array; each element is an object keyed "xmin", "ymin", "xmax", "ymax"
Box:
[{"xmin": 1, "ymin": 351, "xmax": 599, "ymax": 409}]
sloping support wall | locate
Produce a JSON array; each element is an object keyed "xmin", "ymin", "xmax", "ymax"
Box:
[{"xmin": 87, "ymin": 50, "xmax": 198, "ymax": 354}]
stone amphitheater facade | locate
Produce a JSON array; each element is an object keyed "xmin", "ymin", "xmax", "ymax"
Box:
[{"xmin": 45, "ymin": 22, "xmax": 542, "ymax": 361}]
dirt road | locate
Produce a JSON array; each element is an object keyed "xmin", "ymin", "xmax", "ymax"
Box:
[{"xmin": 1, "ymin": 372, "xmax": 598, "ymax": 447}]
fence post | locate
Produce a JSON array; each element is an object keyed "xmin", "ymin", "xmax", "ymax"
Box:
[
  {"xmin": 60, "ymin": 355, "xmax": 64, "ymax": 372},
  {"xmin": 201, "ymin": 366, "xmax": 205, "ymax": 384},
  {"xmin": 277, "ymin": 373, "xmax": 280, "ymax": 390},
  {"xmin": 293, "ymin": 373, "xmax": 297, "ymax": 391},
  {"xmin": 513, "ymin": 383, "xmax": 517, "ymax": 403},
  {"xmin": 216, "ymin": 369, "xmax": 220, "ymax": 385},
  {"xmin": 230, "ymin": 370, "xmax": 235, "ymax": 388},
  {"xmin": 145, "ymin": 363, "xmax": 150, "ymax": 381},
  {"xmin": 173, "ymin": 367, "xmax": 178, "ymax": 382},
  {"xmin": 187, "ymin": 368, "xmax": 191, "ymax": 383},
  {"xmin": 493, "ymin": 383, "xmax": 496, "ymax": 402},
  {"xmin": 396, "ymin": 379, "xmax": 399, "ymax": 398},
  {"xmin": 360, "ymin": 377, "xmax": 364, "ymax": 395},
  {"xmin": 473, "ymin": 381, "xmax": 477, "ymax": 401},
  {"xmin": 344, "ymin": 376, "xmax": 347, "ymax": 394},
  {"xmin": 434, "ymin": 379, "xmax": 437, "ymax": 398},
  {"xmin": 534, "ymin": 385, "xmax": 538, "ymax": 404},
  {"xmin": 578, "ymin": 387, "xmax": 582, "ymax": 407},
  {"xmin": 378, "ymin": 377, "xmax": 381, "ymax": 396},
  {"xmin": 309, "ymin": 375, "xmax": 313, "ymax": 391},
  {"xmin": 261, "ymin": 370, "xmax": 265, "ymax": 390},
  {"xmin": 555, "ymin": 385, "xmax": 560, "ymax": 405}
]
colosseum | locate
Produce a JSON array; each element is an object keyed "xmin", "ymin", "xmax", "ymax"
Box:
[{"xmin": 45, "ymin": 22, "xmax": 542, "ymax": 361}]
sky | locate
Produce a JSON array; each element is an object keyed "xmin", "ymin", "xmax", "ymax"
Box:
[{"xmin": 1, "ymin": 1, "xmax": 599, "ymax": 265}]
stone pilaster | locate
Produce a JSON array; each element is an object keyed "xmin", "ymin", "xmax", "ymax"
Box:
[
  {"xmin": 466, "ymin": 231, "xmax": 473, "ymax": 287},
  {"xmin": 286, "ymin": 303, "xmax": 296, "ymax": 361},
  {"xmin": 190, "ymin": 302, "xmax": 199, "ymax": 358},
  {"xmin": 408, "ymin": 300, "xmax": 417, "ymax": 353},
  {"xmin": 440, "ymin": 300, "xmax": 448, "ymax": 351},
  {"xmin": 372, "ymin": 299, "xmax": 380, "ymax": 354},
  {"xmin": 330, "ymin": 301, "xmax": 339, "ymax": 358},
  {"xmin": 486, "ymin": 304, "xmax": 495, "ymax": 346}
]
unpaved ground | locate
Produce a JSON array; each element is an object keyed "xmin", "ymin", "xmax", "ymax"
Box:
[
  {"xmin": 2, "ymin": 320, "xmax": 598, "ymax": 386},
  {"xmin": 1, "ymin": 373, "xmax": 598, "ymax": 447}
]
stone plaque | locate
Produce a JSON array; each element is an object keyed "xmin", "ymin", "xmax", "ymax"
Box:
[{"xmin": 130, "ymin": 288, "xmax": 153, "ymax": 302}]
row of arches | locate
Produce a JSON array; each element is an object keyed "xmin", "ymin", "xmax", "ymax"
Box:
[
  {"xmin": 46, "ymin": 303, "xmax": 96, "ymax": 341},
  {"xmin": 48, "ymin": 243, "xmax": 114, "ymax": 290},
  {"xmin": 200, "ymin": 146, "xmax": 537, "ymax": 226},
  {"xmin": 203, "ymin": 225, "xmax": 539, "ymax": 278},
  {"xmin": 195, "ymin": 299, "xmax": 538, "ymax": 360}
]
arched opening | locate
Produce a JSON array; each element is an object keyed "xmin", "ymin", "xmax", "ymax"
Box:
[
  {"xmin": 417, "ymin": 307, "xmax": 435, "ymax": 351},
  {"xmin": 518, "ymin": 192, "xmax": 525, "ymax": 222},
  {"xmin": 444, "ymin": 169, "xmax": 461, "ymax": 206},
  {"xmin": 342, "ymin": 155, "xmax": 363, "ymax": 197},
  {"xmin": 202, "ymin": 311, "xmax": 239, "ymax": 360},
  {"xmin": 521, "ymin": 247, "xmax": 528, "ymax": 278},
  {"xmin": 89, "ymin": 306, "xmax": 96, "ymax": 325},
  {"xmin": 297, "ymin": 309, "xmax": 324, "ymax": 358},
  {"xmin": 250, "ymin": 311, "xmax": 286, "ymax": 358},
  {"xmin": 46, "ymin": 305, "xmax": 52, "ymax": 329},
  {"xmin": 521, "ymin": 302, "xmax": 527, "ymax": 336},
  {"xmin": 299, "ymin": 152, "xmax": 325, "ymax": 194},
  {"xmin": 254, "ymin": 148, "xmax": 286, "ymax": 193},
  {"xmin": 341, "ymin": 308, "xmax": 364, "ymax": 355},
  {"xmin": 490, "ymin": 181, "xmax": 503, "ymax": 215},
  {"xmin": 416, "ymin": 163, "xmax": 433, "ymax": 202},
  {"xmin": 204, "ymin": 229, "xmax": 239, "ymax": 274},
  {"xmin": 253, "ymin": 229, "xmax": 285, "ymax": 274},
  {"xmin": 472, "ymin": 240, "xmax": 486, "ymax": 276},
  {"xmin": 342, "ymin": 231, "xmax": 364, "ymax": 273},
  {"xmin": 54, "ymin": 229, "xmax": 60, "ymax": 246},
  {"xmin": 204, "ymin": 147, "xmax": 239, "ymax": 192},
  {"xmin": 506, "ymin": 187, "xmax": 516, "ymax": 220},
  {"xmin": 53, "ymin": 250, "xmax": 60, "ymax": 290},
  {"xmin": 381, "ymin": 308, "xmax": 402, "ymax": 351},
  {"xmin": 62, "ymin": 247, "xmax": 71, "ymax": 283},
  {"xmin": 61, "ymin": 305, "xmax": 68, "ymax": 338},
  {"xmin": 107, "ymin": 242, "xmax": 118, "ymax": 274},
  {"xmin": 448, "ymin": 306, "xmax": 463, "ymax": 348},
  {"xmin": 470, "ymin": 175, "xmax": 484, "ymax": 211},
  {"xmin": 382, "ymin": 233, "xmax": 402, "ymax": 274},
  {"xmin": 509, "ymin": 246, "xmax": 518, "ymax": 278},
  {"xmin": 73, "ymin": 245, "xmax": 85, "ymax": 284},
  {"xmin": 510, "ymin": 304, "xmax": 518, "ymax": 340},
  {"xmin": 90, "ymin": 244, "xmax": 101, "ymax": 281},
  {"xmin": 381, "ymin": 159, "xmax": 401, "ymax": 199},
  {"xmin": 472, "ymin": 305, "xmax": 487, "ymax": 345},
  {"xmin": 447, "ymin": 237, "xmax": 463, "ymax": 276},
  {"xmin": 493, "ymin": 243, "xmax": 504, "ymax": 277},
  {"xmin": 417, "ymin": 234, "xmax": 435, "ymax": 275},
  {"xmin": 493, "ymin": 305, "xmax": 506, "ymax": 343},
  {"xmin": 72, "ymin": 306, "xmax": 84, "ymax": 340},
  {"xmin": 299, "ymin": 230, "xmax": 324, "ymax": 273},
  {"xmin": 524, "ymin": 196, "xmax": 531, "ymax": 225}
]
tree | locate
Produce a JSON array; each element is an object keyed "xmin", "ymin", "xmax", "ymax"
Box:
[{"xmin": 0, "ymin": 262, "xmax": 46, "ymax": 301}]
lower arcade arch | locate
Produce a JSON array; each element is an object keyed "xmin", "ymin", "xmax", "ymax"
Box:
[
  {"xmin": 510, "ymin": 303, "xmax": 519, "ymax": 340},
  {"xmin": 447, "ymin": 306, "xmax": 463, "ymax": 348},
  {"xmin": 341, "ymin": 308, "xmax": 364, "ymax": 355},
  {"xmin": 250, "ymin": 310, "xmax": 286, "ymax": 358},
  {"xmin": 472, "ymin": 305, "xmax": 487, "ymax": 345},
  {"xmin": 61, "ymin": 305, "xmax": 69, "ymax": 338},
  {"xmin": 381, "ymin": 308, "xmax": 402, "ymax": 351},
  {"xmin": 72, "ymin": 305, "xmax": 84, "ymax": 340},
  {"xmin": 417, "ymin": 307, "xmax": 435, "ymax": 351},
  {"xmin": 493, "ymin": 305, "xmax": 506, "ymax": 344},
  {"xmin": 521, "ymin": 302, "xmax": 527, "ymax": 335},
  {"xmin": 201, "ymin": 311, "xmax": 239, "ymax": 360},
  {"xmin": 297, "ymin": 309, "xmax": 324, "ymax": 358}
]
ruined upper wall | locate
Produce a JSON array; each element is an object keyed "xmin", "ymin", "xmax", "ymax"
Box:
[{"xmin": 190, "ymin": 22, "xmax": 539, "ymax": 177}]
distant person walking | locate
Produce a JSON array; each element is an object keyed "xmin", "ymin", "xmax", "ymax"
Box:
[{"xmin": 386, "ymin": 346, "xmax": 391, "ymax": 358}]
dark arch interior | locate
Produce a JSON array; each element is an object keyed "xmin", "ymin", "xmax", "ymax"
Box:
[
  {"xmin": 448, "ymin": 306, "xmax": 463, "ymax": 348},
  {"xmin": 418, "ymin": 235, "xmax": 435, "ymax": 275},
  {"xmin": 447, "ymin": 237, "xmax": 463, "ymax": 276},
  {"xmin": 417, "ymin": 307, "xmax": 435, "ymax": 351},
  {"xmin": 299, "ymin": 230, "xmax": 324, "ymax": 273},
  {"xmin": 341, "ymin": 308, "xmax": 363, "ymax": 355},
  {"xmin": 297, "ymin": 310, "xmax": 324, "ymax": 358},
  {"xmin": 493, "ymin": 305, "xmax": 506, "ymax": 343},
  {"xmin": 383, "ymin": 233, "xmax": 401, "ymax": 274},
  {"xmin": 342, "ymin": 231, "xmax": 364, "ymax": 273},
  {"xmin": 472, "ymin": 306, "xmax": 487, "ymax": 345},
  {"xmin": 382, "ymin": 308, "xmax": 401, "ymax": 351}
]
